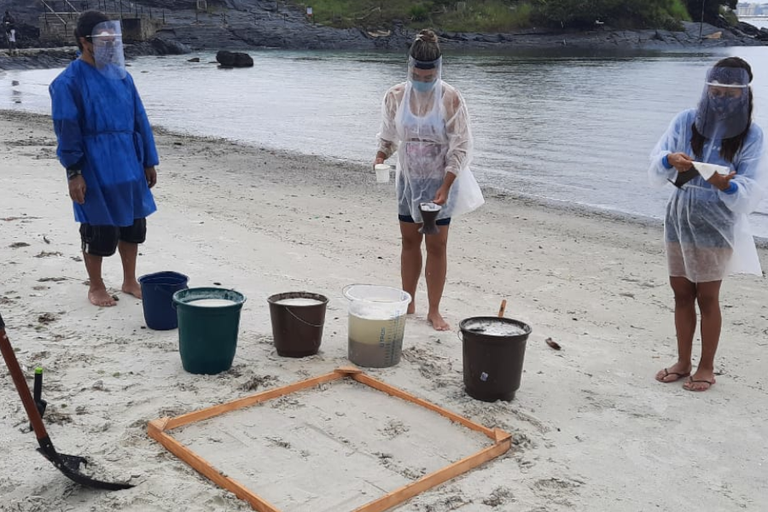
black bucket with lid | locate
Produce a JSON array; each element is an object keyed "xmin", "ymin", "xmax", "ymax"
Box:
[{"xmin": 459, "ymin": 316, "xmax": 532, "ymax": 402}]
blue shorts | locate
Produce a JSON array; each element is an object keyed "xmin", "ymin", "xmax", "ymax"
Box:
[
  {"xmin": 664, "ymin": 200, "xmax": 734, "ymax": 249},
  {"xmin": 398, "ymin": 214, "xmax": 451, "ymax": 225},
  {"xmin": 397, "ymin": 174, "xmax": 453, "ymax": 224}
]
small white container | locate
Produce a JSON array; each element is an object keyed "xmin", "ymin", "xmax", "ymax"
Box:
[{"xmin": 374, "ymin": 164, "xmax": 392, "ymax": 183}]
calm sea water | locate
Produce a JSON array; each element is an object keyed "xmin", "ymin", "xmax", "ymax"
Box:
[{"xmin": 2, "ymin": 41, "xmax": 768, "ymax": 236}]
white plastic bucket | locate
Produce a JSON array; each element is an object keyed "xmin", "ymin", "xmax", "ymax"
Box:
[
  {"xmin": 374, "ymin": 164, "xmax": 392, "ymax": 184},
  {"xmin": 342, "ymin": 284, "xmax": 411, "ymax": 368}
]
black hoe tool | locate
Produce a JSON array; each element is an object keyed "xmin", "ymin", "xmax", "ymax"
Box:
[{"xmin": 0, "ymin": 312, "xmax": 133, "ymax": 490}]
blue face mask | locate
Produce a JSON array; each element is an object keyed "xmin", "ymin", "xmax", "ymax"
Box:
[{"xmin": 412, "ymin": 80, "xmax": 436, "ymax": 93}]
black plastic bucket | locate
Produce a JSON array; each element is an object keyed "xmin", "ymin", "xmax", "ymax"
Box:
[
  {"xmin": 459, "ymin": 316, "xmax": 532, "ymax": 402},
  {"xmin": 267, "ymin": 292, "xmax": 328, "ymax": 358}
]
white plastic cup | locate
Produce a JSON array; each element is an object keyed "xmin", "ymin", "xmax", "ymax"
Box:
[{"xmin": 374, "ymin": 164, "xmax": 391, "ymax": 184}]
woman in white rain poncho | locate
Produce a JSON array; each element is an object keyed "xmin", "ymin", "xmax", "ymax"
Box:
[
  {"xmin": 374, "ymin": 30, "xmax": 484, "ymax": 331},
  {"xmin": 649, "ymin": 57, "xmax": 766, "ymax": 392}
]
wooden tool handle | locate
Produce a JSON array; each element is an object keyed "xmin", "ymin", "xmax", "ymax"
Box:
[
  {"xmin": 0, "ymin": 315, "xmax": 49, "ymax": 440},
  {"xmin": 498, "ymin": 300, "xmax": 507, "ymax": 318}
]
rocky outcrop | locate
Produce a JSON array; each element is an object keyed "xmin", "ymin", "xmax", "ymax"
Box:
[
  {"xmin": 1, "ymin": 37, "xmax": 189, "ymax": 71},
  {"xmin": 215, "ymin": 50, "xmax": 253, "ymax": 67},
  {"xmin": 734, "ymin": 21, "xmax": 768, "ymax": 41},
  {"xmin": 123, "ymin": 36, "xmax": 191, "ymax": 58},
  {"xmin": 0, "ymin": 48, "xmax": 77, "ymax": 71}
]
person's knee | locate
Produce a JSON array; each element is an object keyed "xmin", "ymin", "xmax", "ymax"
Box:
[
  {"xmin": 670, "ymin": 278, "xmax": 696, "ymax": 306},
  {"xmin": 402, "ymin": 236, "xmax": 422, "ymax": 252},
  {"xmin": 425, "ymin": 236, "xmax": 447, "ymax": 256},
  {"xmin": 673, "ymin": 293, "xmax": 696, "ymax": 310},
  {"xmin": 400, "ymin": 224, "xmax": 422, "ymax": 251},
  {"xmin": 696, "ymin": 291, "xmax": 720, "ymax": 312}
]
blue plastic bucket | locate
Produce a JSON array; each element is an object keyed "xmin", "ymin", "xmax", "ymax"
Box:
[{"xmin": 139, "ymin": 271, "xmax": 189, "ymax": 330}]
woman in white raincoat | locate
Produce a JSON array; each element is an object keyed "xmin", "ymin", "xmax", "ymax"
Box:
[
  {"xmin": 374, "ymin": 29, "xmax": 484, "ymax": 331},
  {"xmin": 649, "ymin": 57, "xmax": 766, "ymax": 392}
]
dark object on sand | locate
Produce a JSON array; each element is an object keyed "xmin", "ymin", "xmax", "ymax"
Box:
[
  {"xmin": 460, "ymin": 317, "xmax": 532, "ymax": 402},
  {"xmin": 0, "ymin": 312, "xmax": 133, "ymax": 491},
  {"xmin": 545, "ymin": 337, "xmax": 562, "ymax": 350},
  {"xmin": 216, "ymin": 50, "xmax": 254, "ymax": 68},
  {"xmin": 30, "ymin": 366, "xmax": 47, "ymax": 432}
]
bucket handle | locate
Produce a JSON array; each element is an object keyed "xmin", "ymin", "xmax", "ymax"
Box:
[
  {"xmin": 283, "ymin": 306, "xmax": 324, "ymax": 329},
  {"xmin": 457, "ymin": 330, "xmax": 464, "ymax": 342}
]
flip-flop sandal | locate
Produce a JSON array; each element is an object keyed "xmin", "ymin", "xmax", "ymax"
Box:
[
  {"xmin": 656, "ymin": 368, "xmax": 691, "ymax": 383},
  {"xmin": 683, "ymin": 377, "xmax": 715, "ymax": 392}
]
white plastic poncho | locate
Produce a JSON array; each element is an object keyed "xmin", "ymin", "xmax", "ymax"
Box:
[
  {"xmin": 649, "ymin": 107, "xmax": 766, "ymax": 282},
  {"xmin": 376, "ymin": 57, "xmax": 484, "ymax": 223}
]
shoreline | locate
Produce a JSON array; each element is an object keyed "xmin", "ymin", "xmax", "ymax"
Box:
[
  {"xmin": 2, "ymin": 108, "xmax": 767, "ymax": 510},
  {"xmin": 4, "ymin": 108, "xmax": 766, "ymax": 249}
]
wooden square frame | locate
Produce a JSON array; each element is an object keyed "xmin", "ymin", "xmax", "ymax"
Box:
[{"xmin": 148, "ymin": 367, "xmax": 512, "ymax": 512}]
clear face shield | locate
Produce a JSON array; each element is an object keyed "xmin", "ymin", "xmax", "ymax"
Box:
[
  {"xmin": 90, "ymin": 21, "xmax": 126, "ymax": 80},
  {"xmin": 694, "ymin": 66, "xmax": 751, "ymax": 140},
  {"xmin": 407, "ymin": 56, "xmax": 442, "ymax": 95}
]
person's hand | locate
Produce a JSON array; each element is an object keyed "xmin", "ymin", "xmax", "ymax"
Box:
[
  {"xmin": 373, "ymin": 156, "xmax": 385, "ymax": 169},
  {"xmin": 433, "ymin": 184, "xmax": 450, "ymax": 205},
  {"xmin": 68, "ymin": 175, "xmax": 86, "ymax": 204},
  {"xmin": 668, "ymin": 152, "xmax": 694, "ymax": 172},
  {"xmin": 708, "ymin": 171, "xmax": 737, "ymax": 191},
  {"xmin": 145, "ymin": 166, "xmax": 157, "ymax": 188}
]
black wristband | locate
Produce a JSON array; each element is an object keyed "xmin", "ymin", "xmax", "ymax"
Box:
[{"xmin": 67, "ymin": 168, "xmax": 82, "ymax": 180}]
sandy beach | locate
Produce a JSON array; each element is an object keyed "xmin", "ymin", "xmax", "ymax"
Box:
[{"xmin": 1, "ymin": 109, "xmax": 767, "ymax": 511}]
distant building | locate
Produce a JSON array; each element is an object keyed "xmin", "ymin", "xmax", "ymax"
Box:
[{"xmin": 737, "ymin": 3, "xmax": 768, "ymax": 16}]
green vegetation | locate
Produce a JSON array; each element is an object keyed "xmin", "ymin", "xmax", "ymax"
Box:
[
  {"xmin": 289, "ymin": 0, "xmax": 738, "ymax": 31},
  {"xmin": 440, "ymin": 2, "xmax": 533, "ymax": 32},
  {"xmin": 291, "ymin": 0, "xmax": 535, "ymax": 31},
  {"xmin": 532, "ymin": 0, "xmax": 692, "ymax": 30}
]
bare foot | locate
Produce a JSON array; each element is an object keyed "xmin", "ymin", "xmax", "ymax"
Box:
[
  {"xmin": 655, "ymin": 362, "xmax": 692, "ymax": 383},
  {"xmin": 427, "ymin": 311, "xmax": 450, "ymax": 331},
  {"xmin": 407, "ymin": 303, "xmax": 416, "ymax": 315},
  {"xmin": 683, "ymin": 369, "xmax": 716, "ymax": 392},
  {"xmin": 122, "ymin": 280, "xmax": 142, "ymax": 299},
  {"xmin": 89, "ymin": 287, "xmax": 117, "ymax": 307}
]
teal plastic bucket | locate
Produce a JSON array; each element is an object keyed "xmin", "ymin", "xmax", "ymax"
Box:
[{"xmin": 172, "ymin": 288, "xmax": 247, "ymax": 375}]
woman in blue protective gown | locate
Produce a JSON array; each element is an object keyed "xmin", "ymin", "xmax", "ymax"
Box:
[
  {"xmin": 50, "ymin": 10, "xmax": 158, "ymax": 307},
  {"xmin": 649, "ymin": 57, "xmax": 766, "ymax": 392}
]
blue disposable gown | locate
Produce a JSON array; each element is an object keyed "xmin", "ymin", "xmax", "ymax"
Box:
[
  {"xmin": 649, "ymin": 109, "xmax": 767, "ymax": 281},
  {"xmin": 50, "ymin": 59, "xmax": 158, "ymax": 226}
]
